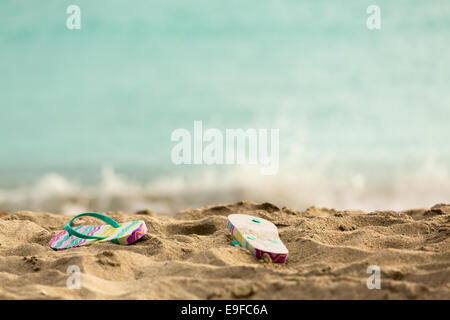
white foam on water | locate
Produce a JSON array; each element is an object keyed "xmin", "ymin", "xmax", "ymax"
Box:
[{"xmin": 0, "ymin": 157, "xmax": 449, "ymax": 215}]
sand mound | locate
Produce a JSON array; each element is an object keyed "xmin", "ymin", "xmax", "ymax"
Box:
[{"xmin": 0, "ymin": 201, "xmax": 449, "ymax": 299}]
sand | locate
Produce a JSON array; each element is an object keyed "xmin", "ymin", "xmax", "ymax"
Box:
[{"xmin": 0, "ymin": 201, "xmax": 449, "ymax": 299}]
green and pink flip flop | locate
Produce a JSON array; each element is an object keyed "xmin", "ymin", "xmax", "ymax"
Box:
[{"xmin": 49, "ymin": 212, "xmax": 147, "ymax": 250}]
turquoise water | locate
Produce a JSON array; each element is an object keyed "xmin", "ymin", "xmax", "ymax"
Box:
[{"xmin": 1, "ymin": 1, "xmax": 449, "ymax": 213}]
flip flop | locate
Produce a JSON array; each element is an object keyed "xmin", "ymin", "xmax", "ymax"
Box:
[
  {"xmin": 49, "ymin": 212, "xmax": 147, "ymax": 250},
  {"xmin": 227, "ymin": 214, "xmax": 288, "ymax": 263}
]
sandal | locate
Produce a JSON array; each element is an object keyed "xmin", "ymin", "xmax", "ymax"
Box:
[
  {"xmin": 49, "ymin": 212, "xmax": 147, "ymax": 250},
  {"xmin": 227, "ymin": 214, "xmax": 288, "ymax": 263}
]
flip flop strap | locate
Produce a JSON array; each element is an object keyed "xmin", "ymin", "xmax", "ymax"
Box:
[{"xmin": 64, "ymin": 212, "xmax": 121, "ymax": 240}]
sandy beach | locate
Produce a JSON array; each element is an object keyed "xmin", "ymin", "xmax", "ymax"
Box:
[{"xmin": 0, "ymin": 201, "xmax": 448, "ymax": 299}]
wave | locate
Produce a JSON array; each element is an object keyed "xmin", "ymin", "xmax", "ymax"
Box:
[{"xmin": 0, "ymin": 157, "xmax": 449, "ymax": 215}]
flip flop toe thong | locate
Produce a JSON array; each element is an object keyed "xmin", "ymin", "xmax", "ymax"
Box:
[{"xmin": 49, "ymin": 212, "xmax": 147, "ymax": 250}]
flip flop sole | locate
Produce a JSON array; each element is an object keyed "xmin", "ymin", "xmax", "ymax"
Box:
[
  {"xmin": 227, "ymin": 214, "xmax": 288, "ymax": 263},
  {"xmin": 49, "ymin": 220, "xmax": 147, "ymax": 250}
]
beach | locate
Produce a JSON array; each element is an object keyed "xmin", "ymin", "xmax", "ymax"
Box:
[{"xmin": 0, "ymin": 201, "xmax": 448, "ymax": 299}]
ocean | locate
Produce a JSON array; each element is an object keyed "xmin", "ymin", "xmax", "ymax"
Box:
[{"xmin": 1, "ymin": 0, "xmax": 449, "ymax": 214}]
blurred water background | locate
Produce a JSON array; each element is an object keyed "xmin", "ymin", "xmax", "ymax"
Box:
[{"xmin": 1, "ymin": 0, "xmax": 449, "ymax": 214}]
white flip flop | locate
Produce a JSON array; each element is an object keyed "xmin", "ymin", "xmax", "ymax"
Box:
[{"xmin": 227, "ymin": 214, "xmax": 288, "ymax": 263}]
